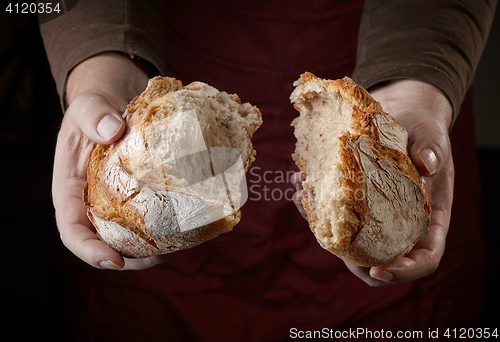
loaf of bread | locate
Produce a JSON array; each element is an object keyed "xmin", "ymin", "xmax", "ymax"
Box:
[
  {"xmin": 291, "ymin": 72, "xmax": 430, "ymax": 267},
  {"xmin": 84, "ymin": 77, "xmax": 262, "ymax": 258}
]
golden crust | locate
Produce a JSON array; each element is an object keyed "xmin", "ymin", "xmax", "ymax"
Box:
[
  {"xmin": 84, "ymin": 76, "xmax": 261, "ymax": 257},
  {"xmin": 291, "ymin": 72, "xmax": 430, "ymax": 266}
]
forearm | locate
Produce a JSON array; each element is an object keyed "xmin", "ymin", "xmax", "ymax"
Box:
[
  {"xmin": 353, "ymin": 0, "xmax": 497, "ymax": 123},
  {"xmin": 39, "ymin": 0, "xmax": 167, "ymax": 106}
]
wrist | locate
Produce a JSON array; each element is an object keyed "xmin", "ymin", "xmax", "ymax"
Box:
[{"xmin": 66, "ymin": 52, "xmax": 150, "ymax": 108}]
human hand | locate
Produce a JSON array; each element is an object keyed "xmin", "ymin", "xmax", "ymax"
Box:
[
  {"xmin": 52, "ymin": 52, "xmax": 171, "ymax": 270},
  {"xmin": 291, "ymin": 79, "xmax": 454, "ymax": 286}
]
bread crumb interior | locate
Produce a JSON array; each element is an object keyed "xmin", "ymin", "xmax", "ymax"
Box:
[{"xmin": 293, "ymin": 91, "xmax": 357, "ymax": 246}]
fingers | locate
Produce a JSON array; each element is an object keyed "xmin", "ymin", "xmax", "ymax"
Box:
[
  {"xmin": 370, "ymin": 226, "xmax": 445, "ymax": 283},
  {"xmin": 53, "ymin": 169, "xmax": 170, "ymax": 271},
  {"xmin": 57, "ymin": 197, "xmax": 171, "ymax": 270},
  {"xmin": 344, "ymin": 262, "xmax": 388, "ymax": 287},
  {"xmin": 51, "ymin": 126, "xmax": 126, "ymax": 269},
  {"xmin": 366, "ymin": 166, "xmax": 451, "ymax": 284},
  {"xmin": 52, "ymin": 173, "xmax": 126, "ymax": 269},
  {"xmin": 292, "ymin": 191, "xmax": 308, "ymax": 220},
  {"xmin": 367, "ymin": 194, "xmax": 449, "ymax": 284},
  {"xmin": 123, "ymin": 254, "xmax": 173, "ymax": 270},
  {"xmin": 350, "ymin": 225, "xmax": 445, "ymax": 286},
  {"xmin": 290, "ymin": 171, "xmax": 304, "ymax": 186},
  {"xmin": 62, "ymin": 223, "xmax": 126, "ymax": 270},
  {"xmin": 60, "ymin": 217, "xmax": 172, "ymax": 270},
  {"xmin": 290, "ymin": 172, "xmax": 308, "ymax": 220},
  {"xmin": 345, "ymin": 230, "xmax": 443, "ymax": 286}
]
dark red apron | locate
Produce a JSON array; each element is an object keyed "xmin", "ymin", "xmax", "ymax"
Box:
[{"xmin": 73, "ymin": 1, "xmax": 484, "ymax": 340}]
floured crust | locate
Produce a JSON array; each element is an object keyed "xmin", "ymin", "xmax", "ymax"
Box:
[
  {"xmin": 84, "ymin": 77, "xmax": 262, "ymax": 258},
  {"xmin": 291, "ymin": 72, "xmax": 430, "ymax": 267}
]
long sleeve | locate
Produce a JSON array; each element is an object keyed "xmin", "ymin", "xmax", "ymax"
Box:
[
  {"xmin": 39, "ymin": 0, "xmax": 168, "ymax": 100},
  {"xmin": 352, "ymin": 0, "xmax": 497, "ymax": 123}
]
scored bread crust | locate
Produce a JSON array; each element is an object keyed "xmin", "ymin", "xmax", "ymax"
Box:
[
  {"xmin": 291, "ymin": 72, "xmax": 430, "ymax": 267},
  {"xmin": 84, "ymin": 77, "xmax": 262, "ymax": 258}
]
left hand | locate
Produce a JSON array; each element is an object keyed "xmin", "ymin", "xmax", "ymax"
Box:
[
  {"xmin": 51, "ymin": 52, "xmax": 172, "ymax": 270},
  {"xmin": 292, "ymin": 79, "xmax": 454, "ymax": 286}
]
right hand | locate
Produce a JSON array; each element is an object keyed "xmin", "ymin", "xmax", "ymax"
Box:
[
  {"xmin": 52, "ymin": 52, "xmax": 171, "ymax": 270},
  {"xmin": 290, "ymin": 80, "xmax": 453, "ymax": 286}
]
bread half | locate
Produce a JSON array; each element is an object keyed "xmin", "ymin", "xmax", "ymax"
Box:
[
  {"xmin": 84, "ymin": 77, "xmax": 262, "ymax": 257},
  {"xmin": 291, "ymin": 73, "xmax": 430, "ymax": 267}
]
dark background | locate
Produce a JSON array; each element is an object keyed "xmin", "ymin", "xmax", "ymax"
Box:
[{"xmin": 2, "ymin": 2, "xmax": 499, "ymax": 340}]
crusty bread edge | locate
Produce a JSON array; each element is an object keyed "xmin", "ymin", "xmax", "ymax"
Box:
[
  {"xmin": 83, "ymin": 76, "xmax": 259, "ymax": 258},
  {"xmin": 291, "ymin": 72, "xmax": 430, "ymax": 267}
]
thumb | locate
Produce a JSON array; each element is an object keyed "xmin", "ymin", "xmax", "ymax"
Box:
[
  {"xmin": 407, "ymin": 122, "xmax": 450, "ymax": 177},
  {"xmin": 68, "ymin": 90, "xmax": 127, "ymax": 145}
]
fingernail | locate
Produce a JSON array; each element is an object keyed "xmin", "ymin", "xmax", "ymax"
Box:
[
  {"xmin": 99, "ymin": 259, "xmax": 122, "ymax": 270},
  {"xmin": 372, "ymin": 271, "xmax": 394, "ymax": 283},
  {"xmin": 97, "ymin": 114, "xmax": 123, "ymax": 140},
  {"xmin": 418, "ymin": 148, "xmax": 438, "ymax": 174}
]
